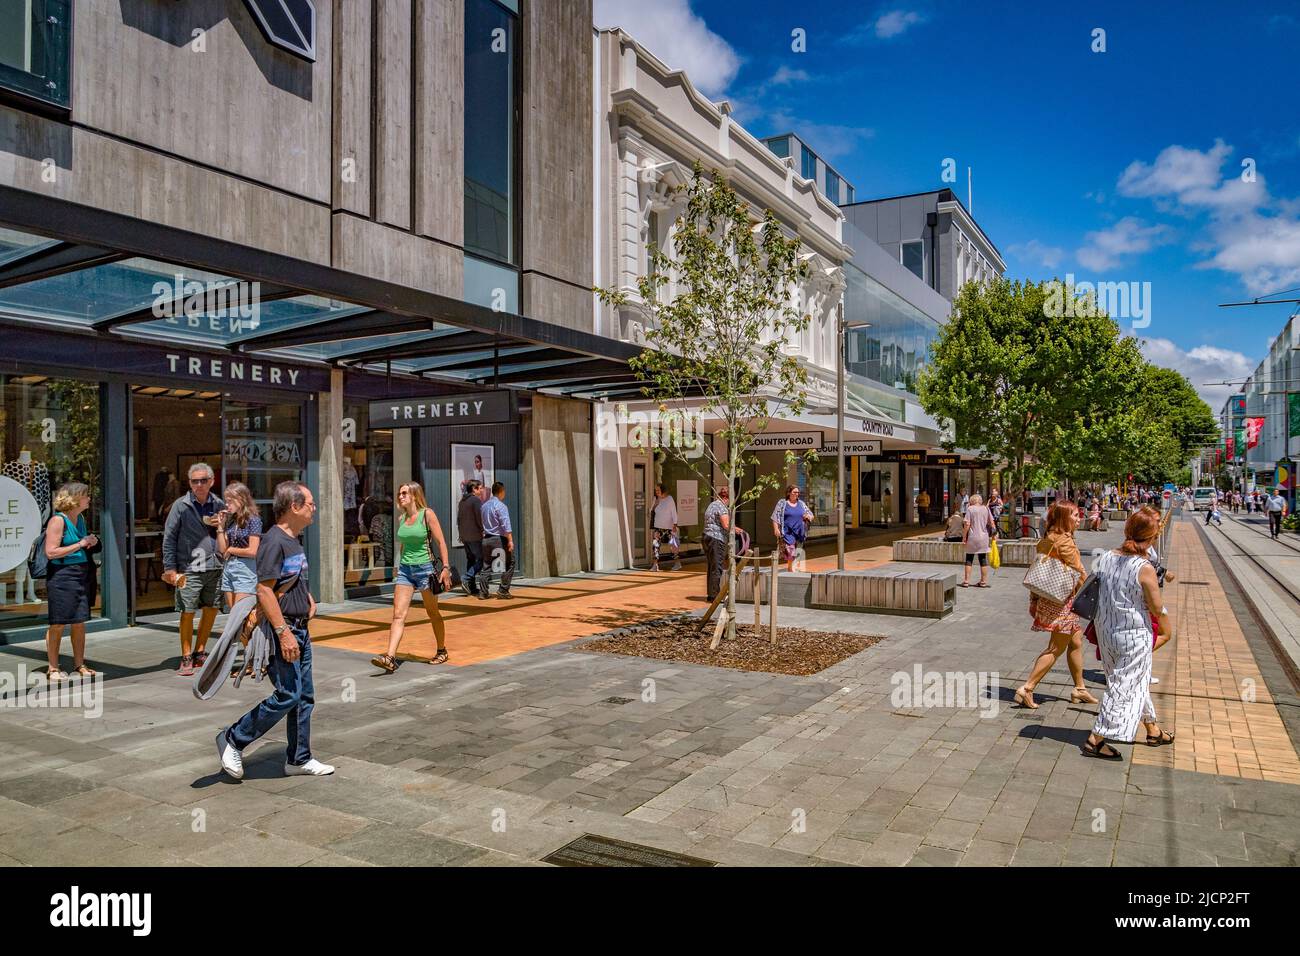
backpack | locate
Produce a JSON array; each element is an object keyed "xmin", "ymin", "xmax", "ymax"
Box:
[{"xmin": 27, "ymin": 515, "xmax": 56, "ymax": 579}]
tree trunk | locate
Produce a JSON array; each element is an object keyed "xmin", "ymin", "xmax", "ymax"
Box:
[{"xmin": 724, "ymin": 486, "xmax": 737, "ymax": 643}]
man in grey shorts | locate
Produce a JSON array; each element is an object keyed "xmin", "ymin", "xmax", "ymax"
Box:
[{"xmin": 162, "ymin": 462, "xmax": 224, "ymax": 676}]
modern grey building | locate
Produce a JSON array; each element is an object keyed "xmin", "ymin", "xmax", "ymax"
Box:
[
  {"xmin": 761, "ymin": 133, "xmax": 855, "ymax": 206},
  {"xmin": 0, "ymin": 0, "xmax": 624, "ymax": 640},
  {"xmin": 841, "ymin": 188, "xmax": 1005, "ymax": 301}
]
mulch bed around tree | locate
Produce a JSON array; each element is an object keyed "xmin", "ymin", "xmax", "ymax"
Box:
[{"xmin": 578, "ymin": 614, "xmax": 884, "ymax": 676}]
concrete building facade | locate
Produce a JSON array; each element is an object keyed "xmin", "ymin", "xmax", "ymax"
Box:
[
  {"xmin": 842, "ymin": 188, "xmax": 1005, "ymax": 301},
  {"xmin": 0, "ymin": 0, "xmax": 618, "ymax": 639}
]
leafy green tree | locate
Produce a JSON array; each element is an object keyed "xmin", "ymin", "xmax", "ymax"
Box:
[
  {"xmin": 596, "ymin": 162, "xmax": 811, "ymax": 642},
  {"xmin": 917, "ymin": 278, "xmax": 1140, "ymax": 524}
]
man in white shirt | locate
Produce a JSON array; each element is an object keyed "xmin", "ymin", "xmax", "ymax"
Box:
[
  {"xmin": 650, "ymin": 483, "xmax": 680, "ymax": 570},
  {"xmin": 1265, "ymin": 488, "xmax": 1288, "ymax": 540}
]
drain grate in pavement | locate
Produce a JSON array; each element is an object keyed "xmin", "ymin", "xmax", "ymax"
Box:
[
  {"xmin": 600, "ymin": 696, "xmax": 635, "ymax": 705},
  {"xmin": 543, "ymin": 834, "xmax": 717, "ymax": 867},
  {"xmin": 1180, "ymin": 581, "xmax": 1210, "ymax": 586}
]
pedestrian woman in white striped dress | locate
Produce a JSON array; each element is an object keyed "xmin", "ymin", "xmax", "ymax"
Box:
[{"xmin": 1083, "ymin": 509, "xmax": 1175, "ymax": 760}]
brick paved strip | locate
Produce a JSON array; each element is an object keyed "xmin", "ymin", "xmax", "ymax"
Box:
[{"xmin": 1133, "ymin": 522, "xmax": 1300, "ymax": 783}]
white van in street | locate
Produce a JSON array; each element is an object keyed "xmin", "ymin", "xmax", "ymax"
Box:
[{"xmin": 1190, "ymin": 487, "xmax": 1216, "ymax": 512}]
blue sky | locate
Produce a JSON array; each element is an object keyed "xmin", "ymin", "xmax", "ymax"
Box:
[{"xmin": 593, "ymin": 0, "xmax": 1300, "ymax": 408}]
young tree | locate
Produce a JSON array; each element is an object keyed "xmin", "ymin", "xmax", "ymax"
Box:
[{"xmin": 596, "ymin": 162, "xmax": 811, "ymax": 641}]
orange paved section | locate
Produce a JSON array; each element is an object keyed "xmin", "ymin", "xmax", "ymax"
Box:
[
  {"xmin": 308, "ymin": 533, "xmax": 909, "ymax": 668},
  {"xmin": 310, "ymin": 570, "xmax": 708, "ymax": 666},
  {"xmin": 1133, "ymin": 522, "xmax": 1300, "ymax": 784}
]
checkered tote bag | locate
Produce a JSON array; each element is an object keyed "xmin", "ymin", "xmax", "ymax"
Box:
[{"xmin": 1022, "ymin": 540, "xmax": 1081, "ymax": 603}]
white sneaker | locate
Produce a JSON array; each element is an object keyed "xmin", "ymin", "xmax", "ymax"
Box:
[
  {"xmin": 1150, "ymin": 676, "xmax": 1160, "ymax": 685},
  {"xmin": 672, "ymin": 561, "xmax": 682, "ymax": 571},
  {"xmin": 285, "ymin": 758, "xmax": 334, "ymax": 776},
  {"xmin": 216, "ymin": 731, "xmax": 244, "ymax": 780}
]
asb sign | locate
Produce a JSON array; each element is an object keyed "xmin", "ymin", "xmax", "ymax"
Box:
[
  {"xmin": 0, "ymin": 477, "xmax": 42, "ymax": 574},
  {"xmin": 243, "ymin": 0, "xmax": 316, "ymax": 61}
]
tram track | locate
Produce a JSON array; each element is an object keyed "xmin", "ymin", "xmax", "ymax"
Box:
[{"xmin": 1206, "ymin": 515, "xmax": 1300, "ymax": 611}]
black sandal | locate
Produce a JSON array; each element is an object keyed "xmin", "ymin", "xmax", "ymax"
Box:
[
  {"xmin": 1082, "ymin": 737, "xmax": 1123, "ymax": 761},
  {"xmin": 370, "ymin": 654, "xmax": 398, "ymax": 673},
  {"xmin": 429, "ymin": 649, "xmax": 449, "ymax": 665},
  {"xmin": 1145, "ymin": 729, "xmax": 1175, "ymax": 747}
]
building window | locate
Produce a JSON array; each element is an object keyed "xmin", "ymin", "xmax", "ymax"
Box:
[
  {"xmin": 801, "ymin": 144, "xmax": 817, "ymax": 181},
  {"xmin": 845, "ymin": 185, "xmax": 855, "ymax": 205},
  {"xmin": 464, "ymin": 0, "xmax": 518, "ymax": 265},
  {"xmin": 765, "ymin": 136, "xmax": 790, "ymax": 159},
  {"xmin": 825, "ymin": 171, "xmax": 840, "ymax": 205},
  {"xmin": 0, "ymin": 0, "xmax": 71, "ymax": 109},
  {"xmin": 902, "ymin": 241, "xmax": 924, "ymax": 282}
]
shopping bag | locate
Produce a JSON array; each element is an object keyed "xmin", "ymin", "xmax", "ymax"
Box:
[{"xmin": 989, "ymin": 538, "xmax": 1000, "ymax": 569}]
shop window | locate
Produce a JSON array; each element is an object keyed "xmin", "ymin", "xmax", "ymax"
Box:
[
  {"xmin": 1, "ymin": 374, "xmax": 102, "ymax": 630},
  {"xmin": 0, "ymin": 0, "xmax": 71, "ymax": 110},
  {"xmin": 220, "ymin": 399, "xmax": 305, "ymax": 528},
  {"xmin": 796, "ymin": 456, "xmax": 838, "ymax": 535},
  {"xmin": 342, "ymin": 402, "xmax": 395, "ymax": 589},
  {"xmin": 653, "ymin": 452, "xmax": 704, "ymax": 555}
]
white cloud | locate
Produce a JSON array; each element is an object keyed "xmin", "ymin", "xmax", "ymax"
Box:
[
  {"xmin": 1008, "ymin": 239, "xmax": 1065, "ymax": 271},
  {"xmin": 1140, "ymin": 337, "xmax": 1257, "ymax": 410},
  {"xmin": 768, "ymin": 66, "xmax": 810, "ymax": 86},
  {"xmin": 1116, "ymin": 139, "xmax": 1300, "ymax": 295},
  {"xmin": 875, "ymin": 10, "xmax": 926, "ymax": 38},
  {"xmin": 594, "ymin": 0, "xmax": 740, "ymax": 97},
  {"xmin": 1076, "ymin": 217, "xmax": 1171, "ymax": 271},
  {"xmin": 1118, "ymin": 140, "xmax": 1232, "ymax": 200},
  {"xmin": 768, "ymin": 110, "xmax": 874, "ymax": 162}
]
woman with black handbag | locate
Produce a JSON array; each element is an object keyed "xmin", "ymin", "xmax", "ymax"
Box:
[
  {"xmin": 42, "ymin": 482, "xmax": 100, "ymax": 680},
  {"xmin": 371, "ymin": 481, "xmax": 452, "ymax": 673},
  {"xmin": 1013, "ymin": 502, "xmax": 1099, "ymax": 708}
]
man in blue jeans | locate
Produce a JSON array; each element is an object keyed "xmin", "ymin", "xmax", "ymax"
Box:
[{"xmin": 216, "ymin": 480, "xmax": 334, "ymax": 779}]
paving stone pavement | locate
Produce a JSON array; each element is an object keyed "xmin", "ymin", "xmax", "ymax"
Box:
[{"xmin": 0, "ymin": 515, "xmax": 1296, "ymax": 866}]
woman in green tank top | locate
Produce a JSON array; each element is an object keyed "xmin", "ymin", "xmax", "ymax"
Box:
[{"xmin": 371, "ymin": 481, "xmax": 452, "ymax": 673}]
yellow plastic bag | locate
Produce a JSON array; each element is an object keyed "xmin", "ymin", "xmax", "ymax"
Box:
[{"xmin": 989, "ymin": 537, "xmax": 1001, "ymax": 570}]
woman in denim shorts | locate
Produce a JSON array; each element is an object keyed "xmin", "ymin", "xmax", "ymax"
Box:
[
  {"xmin": 371, "ymin": 481, "xmax": 452, "ymax": 673},
  {"xmin": 216, "ymin": 482, "xmax": 263, "ymax": 674}
]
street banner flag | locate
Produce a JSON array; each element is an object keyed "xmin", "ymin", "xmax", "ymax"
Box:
[
  {"xmin": 1290, "ymin": 393, "xmax": 1300, "ymax": 439},
  {"xmin": 1225, "ymin": 436, "xmax": 1234, "ymax": 460},
  {"xmin": 1246, "ymin": 416, "xmax": 1265, "ymax": 449}
]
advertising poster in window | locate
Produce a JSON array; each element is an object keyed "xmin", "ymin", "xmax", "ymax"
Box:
[{"xmin": 451, "ymin": 443, "xmax": 494, "ymax": 547}]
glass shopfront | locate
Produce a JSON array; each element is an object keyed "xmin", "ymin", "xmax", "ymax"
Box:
[
  {"xmin": 342, "ymin": 401, "xmax": 396, "ymax": 590},
  {"xmin": 796, "ymin": 456, "xmax": 838, "ymax": 538},
  {"xmin": 0, "ymin": 373, "xmax": 103, "ymax": 630},
  {"xmin": 129, "ymin": 390, "xmax": 306, "ymax": 616},
  {"xmin": 857, "ymin": 461, "xmax": 899, "ymax": 526}
]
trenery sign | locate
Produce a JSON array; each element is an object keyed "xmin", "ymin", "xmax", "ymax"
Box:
[{"xmin": 369, "ymin": 391, "xmax": 515, "ymax": 428}]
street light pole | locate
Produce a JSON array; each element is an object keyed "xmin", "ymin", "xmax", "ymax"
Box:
[{"xmin": 837, "ymin": 300, "xmax": 845, "ymax": 571}]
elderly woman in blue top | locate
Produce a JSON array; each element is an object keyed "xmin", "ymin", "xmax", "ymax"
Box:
[
  {"xmin": 771, "ymin": 485, "xmax": 813, "ymax": 572},
  {"xmin": 43, "ymin": 482, "xmax": 100, "ymax": 680}
]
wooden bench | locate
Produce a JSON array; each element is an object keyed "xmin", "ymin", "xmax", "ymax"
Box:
[
  {"xmin": 734, "ymin": 566, "xmax": 957, "ymax": 618},
  {"xmin": 891, "ymin": 535, "xmax": 1037, "ymax": 567},
  {"xmin": 811, "ymin": 568, "xmax": 957, "ymax": 618}
]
